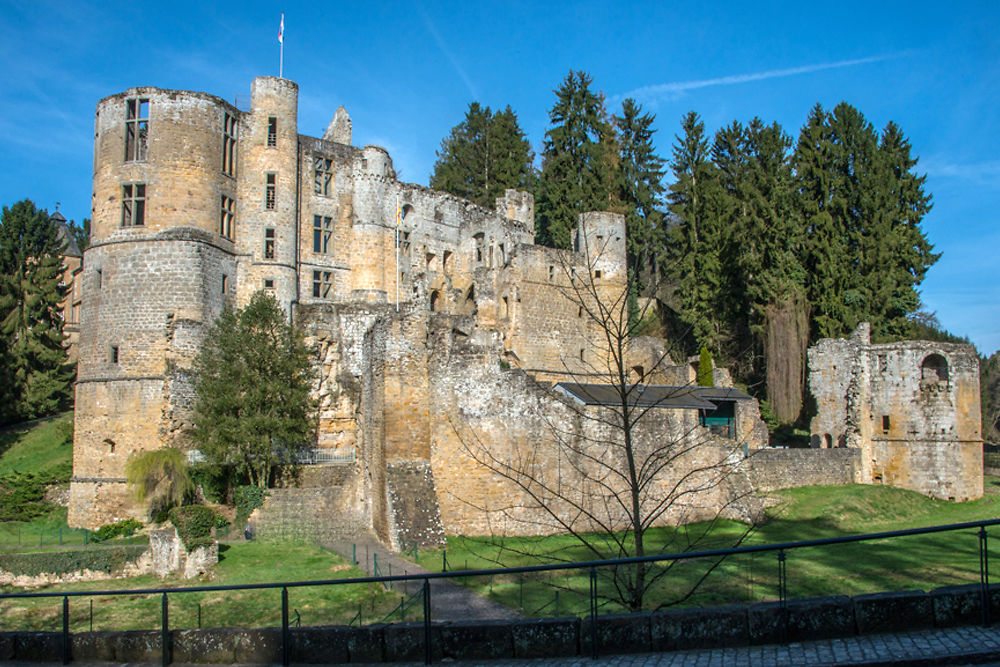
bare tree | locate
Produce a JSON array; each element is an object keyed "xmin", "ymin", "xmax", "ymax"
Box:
[{"xmin": 453, "ymin": 221, "xmax": 763, "ymax": 613}]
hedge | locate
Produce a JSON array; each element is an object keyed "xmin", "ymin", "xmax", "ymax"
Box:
[
  {"xmin": 0, "ymin": 545, "xmax": 148, "ymax": 577},
  {"xmin": 168, "ymin": 505, "xmax": 216, "ymax": 550}
]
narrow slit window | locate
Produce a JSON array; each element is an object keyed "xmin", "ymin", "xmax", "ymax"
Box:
[
  {"xmin": 221, "ymin": 274, "xmax": 228, "ymax": 294},
  {"xmin": 121, "ymin": 183, "xmax": 146, "ymax": 227},
  {"xmin": 264, "ymin": 228, "xmax": 275, "ymax": 259},
  {"xmin": 267, "ymin": 117, "xmax": 277, "ymax": 147},
  {"xmin": 219, "ymin": 195, "xmax": 235, "ymax": 238},
  {"xmin": 110, "ymin": 345, "xmax": 119, "ymax": 364},
  {"xmin": 222, "ymin": 112, "xmax": 237, "ymax": 176},
  {"xmin": 265, "ymin": 173, "xmax": 276, "ymax": 210},
  {"xmin": 124, "ymin": 98, "xmax": 149, "ymax": 161},
  {"xmin": 882, "ymin": 415, "xmax": 891, "ymax": 432}
]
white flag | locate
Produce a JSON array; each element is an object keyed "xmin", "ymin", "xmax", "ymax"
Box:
[{"xmin": 278, "ymin": 13, "xmax": 284, "ymax": 44}]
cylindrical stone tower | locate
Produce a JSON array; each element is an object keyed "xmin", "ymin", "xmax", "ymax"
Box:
[
  {"xmin": 348, "ymin": 145, "xmax": 394, "ymax": 302},
  {"xmin": 69, "ymin": 87, "xmax": 241, "ymax": 527},
  {"xmin": 235, "ymin": 76, "xmax": 299, "ymax": 312}
]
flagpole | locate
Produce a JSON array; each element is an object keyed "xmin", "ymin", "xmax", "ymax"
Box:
[{"xmin": 278, "ymin": 13, "xmax": 285, "ymax": 78}]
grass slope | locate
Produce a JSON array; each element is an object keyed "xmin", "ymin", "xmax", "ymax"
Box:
[
  {"xmin": 0, "ymin": 416, "xmax": 399, "ymax": 632},
  {"xmin": 415, "ymin": 480, "xmax": 1000, "ymax": 616}
]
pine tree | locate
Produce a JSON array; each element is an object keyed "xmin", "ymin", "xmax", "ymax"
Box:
[
  {"xmin": 794, "ymin": 104, "xmax": 936, "ymax": 341},
  {"xmin": 665, "ymin": 111, "xmax": 729, "ymax": 353},
  {"xmin": 0, "ymin": 200, "xmax": 74, "ymax": 423},
  {"xmin": 614, "ymin": 98, "xmax": 667, "ymax": 297},
  {"xmin": 429, "ymin": 103, "xmax": 535, "ymax": 208},
  {"xmin": 535, "ymin": 71, "xmax": 620, "ymax": 249}
]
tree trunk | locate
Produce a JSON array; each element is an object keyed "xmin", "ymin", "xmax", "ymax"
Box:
[{"xmin": 765, "ymin": 290, "xmax": 810, "ymax": 423}]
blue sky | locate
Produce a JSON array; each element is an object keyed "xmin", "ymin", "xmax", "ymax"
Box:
[{"xmin": 1, "ymin": 0, "xmax": 996, "ymax": 354}]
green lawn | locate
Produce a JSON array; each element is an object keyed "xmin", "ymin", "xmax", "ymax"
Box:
[
  {"xmin": 0, "ymin": 541, "xmax": 401, "ymax": 632},
  {"xmin": 414, "ymin": 480, "xmax": 1000, "ymax": 616},
  {"xmin": 0, "ymin": 412, "xmax": 73, "ymax": 478}
]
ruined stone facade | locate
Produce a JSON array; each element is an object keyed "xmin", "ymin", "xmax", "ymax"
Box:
[
  {"xmin": 808, "ymin": 323, "xmax": 983, "ymax": 501},
  {"xmin": 68, "ymin": 77, "xmax": 767, "ymax": 542}
]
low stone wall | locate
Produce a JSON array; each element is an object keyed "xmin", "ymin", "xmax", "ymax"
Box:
[
  {"xmin": 745, "ymin": 447, "xmax": 861, "ymax": 492},
  {"xmin": 2, "ymin": 584, "xmax": 996, "ymax": 663}
]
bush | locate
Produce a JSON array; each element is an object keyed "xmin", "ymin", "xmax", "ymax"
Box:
[
  {"xmin": 214, "ymin": 513, "xmax": 231, "ymax": 530},
  {"xmin": 0, "ymin": 472, "xmax": 59, "ymax": 521},
  {"xmin": 168, "ymin": 505, "xmax": 216, "ymax": 550},
  {"xmin": 234, "ymin": 486, "xmax": 268, "ymax": 526},
  {"xmin": 0, "ymin": 545, "xmax": 148, "ymax": 577},
  {"xmin": 93, "ymin": 518, "xmax": 143, "ymax": 542}
]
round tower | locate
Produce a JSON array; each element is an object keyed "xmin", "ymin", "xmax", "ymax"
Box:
[
  {"xmin": 235, "ymin": 76, "xmax": 299, "ymax": 312},
  {"xmin": 348, "ymin": 145, "xmax": 394, "ymax": 302},
  {"xmin": 69, "ymin": 87, "xmax": 240, "ymax": 528}
]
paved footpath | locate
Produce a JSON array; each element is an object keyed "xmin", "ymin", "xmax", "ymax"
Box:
[
  {"xmin": 12, "ymin": 625, "xmax": 1000, "ymax": 666},
  {"xmin": 323, "ymin": 535, "xmax": 521, "ymax": 622},
  {"xmin": 347, "ymin": 624, "xmax": 1000, "ymax": 666}
]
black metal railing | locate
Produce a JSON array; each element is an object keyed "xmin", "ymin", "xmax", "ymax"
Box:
[{"xmin": 2, "ymin": 517, "xmax": 998, "ymax": 666}]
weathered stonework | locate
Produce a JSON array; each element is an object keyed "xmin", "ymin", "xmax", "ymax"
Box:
[
  {"xmin": 808, "ymin": 323, "xmax": 983, "ymax": 500},
  {"xmin": 69, "ymin": 77, "xmax": 769, "ymax": 546}
]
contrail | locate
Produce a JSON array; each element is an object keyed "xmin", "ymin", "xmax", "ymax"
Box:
[
  {"xmin": 614, "ymin": 53, "xmax": 909, "ymax": 105},
  {"xmin": 416, "ymin": 4, "xmax": 479, "ymax": 101}
]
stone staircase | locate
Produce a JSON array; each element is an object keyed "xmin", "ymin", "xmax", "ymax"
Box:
[{"xmin": 252, "ymin": 465, "xmax": 367, "ymax": 543}]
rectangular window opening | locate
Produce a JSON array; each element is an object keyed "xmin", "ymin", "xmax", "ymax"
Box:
[
  {"xmin": 121, "ymin": 183, "xmax": 146, "ymax": 227},
  {"xmin": 264, "ymin": 278, "xmax": 274, "ymax": 290},
  {"xmin": 313, "ymin": 215, "xmax": 333, "ymax": 254},
  {"xmin": 125, "ymin": 98, "xmax": 149, "ymax": 161},
  {"xmin": 312, "ymin": 270, "xmax": 333, "ymax": 299},
  {"xmin": 314, "ymin": 157, "xmax": 333, "ymax": 196},
  {"xmin": 265, "ymin": 173, "xmax": 276, "ymax": 210},
  {"xmin": 222, "ymin": 112, "xmax": 237, "ymax": 176},
  {"xmin": 110, "ymin": 345, "xmax": 119, "ymax": 364},
  {"xmin": 267, "ymin": 117, "xmax": 277, "ymax": 147},
  {"xmin": 882, "ymin": 415, "xmax": 891, "ymax": 433},
  {"xmin": 219, "ymin": 195, "xmax": 235, "ymax": 239},
  {"xmin": 264, "ymin": 228, "xmax": 276, "ymax": 259}
]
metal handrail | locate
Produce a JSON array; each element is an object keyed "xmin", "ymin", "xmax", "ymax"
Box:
[{"xmin": 3, "ymin": 517, "xmax": 998, "ymax": 666}]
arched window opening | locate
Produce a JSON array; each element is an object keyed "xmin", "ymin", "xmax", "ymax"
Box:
[
  {"xmin": 824, "ymin": 434, "xmax": 833, "ymax": 448},
  {"xmin": 921, "ymin": 354, "xmax": 949, "ymax": 383},
  {"xmin": 430, "ymin": 290, "xmax": 441, "ymax": 312}
]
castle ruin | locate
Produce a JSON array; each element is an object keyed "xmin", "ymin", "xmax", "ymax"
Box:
[
  {"xmin": 808, "ymin": 323, "xmax": 983, "ymax": 501},
  {"xmin": 67, "ymin": 77, "xmax": 766, "ymax": 544}
]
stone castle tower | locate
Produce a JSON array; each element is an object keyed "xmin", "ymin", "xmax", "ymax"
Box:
[{"xmin": 68, "ymin": 77, "xmax": 646, "ymax": 533}]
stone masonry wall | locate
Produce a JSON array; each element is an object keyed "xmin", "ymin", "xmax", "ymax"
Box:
[{"xmin": 808, "ymin": 323, "xmax": 983, "ymax": 501}]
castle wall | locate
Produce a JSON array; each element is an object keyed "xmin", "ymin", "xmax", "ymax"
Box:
[{"xmin": 808, "ymin": 323, "xmax": 983, "ymax": 501}]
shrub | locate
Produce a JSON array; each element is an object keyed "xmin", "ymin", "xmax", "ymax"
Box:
[
  {"xmin": 0, "ymin": 472, "xmax": 59, "ymax": 521},
  {"xmin": 168, "ymin": 505, "xmax": 216, "ymax": 550},
  {"xmin": 0, "ymin": 545, "xmax": 148, "ymax": 577},
  {"xmin": 93, "ymin": 518, "xmax": 143, "ymax": 542},
  {"xmin": 126, "ymin": 448, "xmax": 194, "ymax": 517},
  {"xmin": 214, "ymin": 513, "xmax": 231, "ymax": 529},
  {"xmin": 697, "ymin": 346, "xmax": 714, "ymax": 387},
  {"xmin": 234, "ymin": 486, "xmax": 268, "ymax": 526}
]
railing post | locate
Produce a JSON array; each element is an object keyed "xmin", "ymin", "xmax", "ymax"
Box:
[
  {"xmin": 352, "ymin": 543, "xmax": 356, "ymax": 565},
  {"xmin": 778, "ymin": 549, "xmax": 788, "ymax": 643},
  {"xmin": 981, "ymin": 526, "xmax": 992, "ymax": 627},
  {"xmin": 161, "ymin": 592, "xmax": 170, "ymax": 667},
  {"xmin": 281, "ymin": 586, "xmax": 290, "ymax": 667},
  {"xmin": 422, "ymin": 578, "xmax": 432, "ymax": 665},
  {"xmin": 61, "ymin": 596, "xmax": 70, "ymax": 665},
  {"xmin": 442, "ymin": 550, "xmax": 447, "ymax": 572},
  {"xmin": 589, "ymin": 566, "xmax": 598, "ymax": 659}
]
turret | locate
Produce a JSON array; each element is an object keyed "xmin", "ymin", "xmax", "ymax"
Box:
[
  {"xmin": 348, "ymin": 145, "xmax": 395, "ymax": 302},
  {"xmin": 572, "ymin": 212, "xmax": 627, "ymax": 282},
  {"xmin": 236, "ymin": 76, "xmax": 300, "ymax": 311}
]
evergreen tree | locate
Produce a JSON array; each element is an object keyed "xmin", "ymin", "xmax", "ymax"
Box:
[
  {"xmin": 614, "ymin": 98, "xmax": 667, "ymax": 298},
  {"xmin": 535, "ymin": 71, "xmax": 620, "ymax": 249},
  {"xmin": 191, "ymin": 291, "xmax": 317, "ymax": 489},
  {"xmin": 429, "ymin": 102, "xmax": 535, "ymax": 208},
  {"xmin": 0, "ymin": 200, "xmax": 74, "ymax": 424},
  {"xmin": 794, "ymin": 104, "xmax": 936, "ymax": 341},
  {"xmin": 665, "ymin": 111, "xmax": 729, "ymax": 353}
]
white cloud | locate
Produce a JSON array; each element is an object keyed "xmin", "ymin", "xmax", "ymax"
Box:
[{"xmin": 614, "ymin": 53, "xmax": 910, "ymax": 106}]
